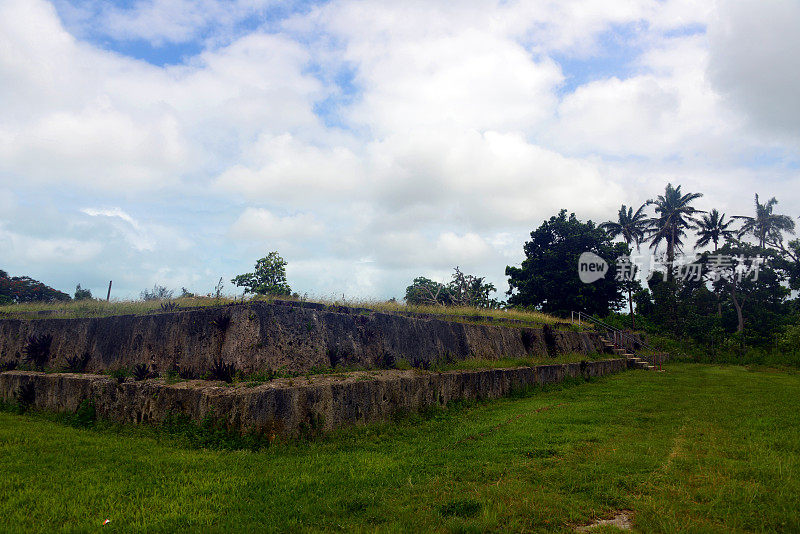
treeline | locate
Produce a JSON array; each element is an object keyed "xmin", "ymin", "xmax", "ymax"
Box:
[
  {"xmin": 0, "ymin": 270, "xmax": 70, "ymax": 304},
  {"xmin": 502, "ymin": 183, "xmax": 799, "ymax": 364}
]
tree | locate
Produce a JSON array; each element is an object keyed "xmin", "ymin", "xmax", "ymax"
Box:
[
  {"xmin": 646, "ymin": 183, "xmax": 704, "ymax": 280},
  {"xmin": 776, "ymin": 238, "xmax": 800, "ymax": 291},
  {"xmin": 0, "ymin": 269, "xmax": 71, "ymax": 303},
  {"xmin": 505, "ymin": 210, "xmax": 628, "ymax": 317},
  {"xmin": 600, "ymin": 204, "xmax": 649, "ymax": 250},
  {"xmin": 404, "ymin": 277, "xmax": 453, "ymax": 306},
  {"xmin": 448, "ymin": 267, "xmax": 498, "ymax": 308},
  {"xmin": 600, "ymin": 203, "xmax": 649, "ymax": 328},
  {"xmin": 696, "ymin": 209, "xmax": 737, "ymax": 317},
  {"xmin": 74, "ymin": 284, "xmax": 93, "ymax": 301},
  {"xmin": 734, "ymin": 194, "xmax": 795, "ymax": 249},
  {"xmin": 140, "ymin": 284, "xmax": 173, "ymax": 301},
  {"xmin": 695, "ymin": 209, "xmax": 736, "ymax": 252},
  {"xmin": 404, "ymin": 267, "xmax": 498, "ymax": 308},
  {"xmin": 705, "ymin": 241, "xmax": 789, "ymax": 341},
  {"xmin": 232, "ymin": 251, "xmax": 291, "ymax": 296}
]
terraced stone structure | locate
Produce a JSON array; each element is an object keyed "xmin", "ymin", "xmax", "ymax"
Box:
[
  {"xmin": 0, "ymin": 300, "xmax": 605, "ymax": 375},
  {"xmin": 0, "ymin": 301, "xmax": 633, "ymax": 437}
]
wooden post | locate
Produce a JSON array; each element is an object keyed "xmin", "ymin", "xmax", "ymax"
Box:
[{"xmin": 106, "ymin": 280, "xmax": 112, "ymax": 301}]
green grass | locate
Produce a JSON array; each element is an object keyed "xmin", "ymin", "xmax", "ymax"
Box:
[
  {"xmin": 2, "ymin": 363, "xmax": 799, "ymax": 532},
  {"xmin": 0, "ymin": 295, "xmax": 569, "ymax": 328},
  {"xmin": 424, "ymin": 352, "xmax": 610, "ymax": 372}
]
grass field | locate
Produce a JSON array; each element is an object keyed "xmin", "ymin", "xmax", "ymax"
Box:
[
  {"xmin": 1, "ymin": 363, "xmax": 799, "ymax": 532},
  {"xmin": 0, "ymin": 295, "xmax": 567, "ymax": 327}
]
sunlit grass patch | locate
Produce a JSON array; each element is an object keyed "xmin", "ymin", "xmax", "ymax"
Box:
[{"xmin": 1, "ymin": 364, "xmax": 798, "ymax": 531}]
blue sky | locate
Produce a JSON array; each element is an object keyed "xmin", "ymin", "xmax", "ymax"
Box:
[{"xmin": 1, "ymin": 0, "xmax": 798, "ymax": 301}]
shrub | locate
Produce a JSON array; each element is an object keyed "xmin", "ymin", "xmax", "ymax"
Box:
[
  {"xmin": 209, "ymin": 358, "xmax": 236, "ymax": 383},
  {"xmin": 23, "ymin": 334, "xmax": 52, "ymax": 369},
  {"xmin": 109, "ymin": 368, "xmax": 129, "ymax": 384},
  {"xmin": 71, "ymin": 399, "xmax": 96, "ymax": 428},
  {"xmin": 141, "ymin": 284, "xmax": 173, "ymax": 301},
  {"xmin": 64, "ymin": 352, "xmax": 90, "ymax": 373},
  {"xmin": 74, "ymin": 284, "xmax": 92, "ymax": 301},
  {"xmin": 132, "ymin": 363, "xmax": 151, "ymax": 381},
  {"xmin": 0, "ymin": 360, "xmax": 18, "ymax": 372},
  {"xmin": 160, "ymin": 301, "xmax": 179, "ymax": 312}
]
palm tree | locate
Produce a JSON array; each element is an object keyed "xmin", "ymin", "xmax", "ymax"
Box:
[
  {"xmin": 646, "ymin": 183, "xmax": 704, "ymax": 280},
  {"xmin": 734, "ymin": 194, "xmax": 795, "ymax": 249},
  {"xmin": 600, "ymin": 204, "xmax": 648, "ymax": 328},
  {"xmin": 695, "ymin": 209, "xmax": 736, "ymax": 252},
  {"xmin": 600, "ymin": 204, "xmax": 649, "ymax": 250},
  {"xmin": 696, "ymin": 209, "xmax": 735, "ymax": 318}
]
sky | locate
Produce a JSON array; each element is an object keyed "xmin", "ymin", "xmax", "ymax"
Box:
[{"xmin": 1, "ymin": 0, "xmax": 798, "ymax": 301}]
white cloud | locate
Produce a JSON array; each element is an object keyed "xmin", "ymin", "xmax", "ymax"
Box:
[
  {"xmin": 1, "ymin": 0, "xmax": 798, "ymax": 300},
  {"xmin": 708, "ymin": 0, "xmax": 800, "ymax": 141},
  {"xmin": 0, "ymin": 223, "xmax": 102, "ymax": 265},
  {"xmin": 216, "ymin": 134, "xmax": 363, "ymax": 202},
  {"xmin": 229, "ymin": 208, "xmax": 325, "ymax": 240},
  {"xmin": 81, "ymin": 207, "xmax": 192, "ymax": 253}
]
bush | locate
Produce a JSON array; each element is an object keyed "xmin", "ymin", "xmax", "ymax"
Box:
[
  {"xmin": 71, "ymin": 399, "xmax": 96, "ymax": 428},
  {"xmin": 74, "ymin": 284, "xmax": 92, "ymax": 301},
  {"xmin": 132, "ymin": 363, "xmax": 151, "ymax": 381},
  {"xmin": 141, "ymin": 284, "xmax": 173, "ymax": 301},
  {"xmin": 64, "ymin": 352, "xmax": 90, "ymax": 373},
  {"xmin": 109, "ymin": 368, "xmax": 129, "ymax": 384},
  {"xmin": 209, "ymin": 358, "xmax": 236, "ymax": 383},
  {"xmin": 160, "ymin": 301, "xmax": 179, "ymax": 312},
  {"xmin": 23, "ymin": 334, "xmax": 52, "ymax": 370}
]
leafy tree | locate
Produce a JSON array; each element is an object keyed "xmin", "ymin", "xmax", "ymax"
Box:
[
  {"xmin": 74, "ymin": 284, "xmax": 93, "ymax": 301},
  {"xmin": 600, "ymin": 203, "xmax": 649, "ymax": 328},
  {"xmin": 140, "ymin": 284, "xmax": 173, "ymax": 301},
  {"xmin": 404, "ymin": 267, "xmax": 498, "ymax": 308},
  {"xmin": 646, "ymin": 183, "xmax": 704, "ymax": 280},
  {"xmin": 404, "ymin": 277, "xmax": 453, "ymax": 306},
  {"xmin": 776, "ymin": 238, "xmax": 800, "ymax": 290},
  {"xmin": 706, "ymin": 241, "xmax": 789, "ymax": 338},
  {"xmin": 232, "ymin": 251, "xmax": 291, "ymax": 296},
  {"xmin": 0, "ymin": 269, "xmax": 70, "ymax": 303},
  {"xmin": 505, "ymin": 210, "xmax": 628, "ymax": 317},
  {"xmin": 696, "ymin": 209, "xmax": 736, "ymax": 251},
  {"xmin": 734, "ymin": 194, "xmax": 795, "ymax": 249},
  {"xmin": 448, "ymin": 267, "xmax": 498, "ymax": 308}
]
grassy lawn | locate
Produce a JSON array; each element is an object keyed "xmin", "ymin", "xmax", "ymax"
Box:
[
  {"xmin": 0, "ymin": 295, "xmax": 567, "ymax": 327},
  {"xmin": 1, "ymin": 364, "xmax": 799, "ymax": 532}
]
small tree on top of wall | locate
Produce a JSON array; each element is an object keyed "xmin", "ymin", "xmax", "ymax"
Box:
[{"xmin": 232, "ymin": 251, "xmax": 292, "ymax": 296}]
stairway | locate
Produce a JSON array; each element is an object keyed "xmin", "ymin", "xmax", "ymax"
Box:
[{"xmin": 601, "ymin": 337, "xmax": 656, "ymax": 371}]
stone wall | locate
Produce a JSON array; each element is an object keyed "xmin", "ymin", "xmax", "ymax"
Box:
[
  {"xmin": 0, "ymin": 301, "xmax": 605, "ymax": 375},
  {"xmin": 0, "ymin": 358, "xmax": 626, "ymax": 437}
]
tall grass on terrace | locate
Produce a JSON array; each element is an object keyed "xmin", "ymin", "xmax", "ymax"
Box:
[
  {"xmin": 0, "ymin": 296, "xmax": 238, "ymax": 319},
  {"xmin": 0, "ymin": 294, "xmax": 570, "ymax": 328}
]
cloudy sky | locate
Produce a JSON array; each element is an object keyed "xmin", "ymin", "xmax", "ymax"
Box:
[{"xmin": 1, "ymin": 0, "xmax": 798, "ymax": 300}]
